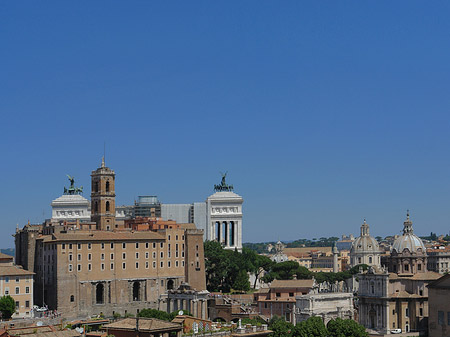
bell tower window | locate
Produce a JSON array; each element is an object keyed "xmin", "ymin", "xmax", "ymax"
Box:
[
  {"xmin": 94, "ymin": 202, "xmax": 98, "ymax": 213},
  {"xmin": 106, "ymin": 201, "xmax": 110, "ymax": 212},
  {"xmin": 106, "ymin": 181, "xmax": 110, "ymax": 192}
]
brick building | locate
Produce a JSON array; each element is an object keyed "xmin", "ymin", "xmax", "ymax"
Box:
[{"xmin": 15, "ymin": 159, "xmax": 207, "ymax": 319}]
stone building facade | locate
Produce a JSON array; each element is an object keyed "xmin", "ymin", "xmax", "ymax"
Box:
[
  {"xmin": 0, "ymin": 253, "xmax": 34, "ymax": 318},
  {"xmin": 295, "ymin": 292, "xmax": 354, "ymax": 325},
  {"xmin": 15, "ymin": 159, "xmax": 208, "ymax": 319},
  {"xmin": 206, "ymin": 190, "xmax": 243, "ymax": 251},
  {"xmin": 427, "ymin": 274, "xmax": 450, "ymax": 337},
  {"xmin": 427, "ymin": 247, "xmax": 450, "ymax": 274},
  {"xmin": 358, "ymin": 213, "xmax": 440, "ymax": 334}
]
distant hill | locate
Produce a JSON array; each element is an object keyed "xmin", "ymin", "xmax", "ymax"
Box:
[{"xmin": 1, "ymin": 248, "xmax": 15, "ymax": 257}]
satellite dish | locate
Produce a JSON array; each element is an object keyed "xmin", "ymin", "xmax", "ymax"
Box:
[
  {"xmin": 36, "ymin": 321, "xmax": 43, "ymax": 327},
  {"xmin": 178, "ymin": 310, "xmax": 184, "ymax": 315}
]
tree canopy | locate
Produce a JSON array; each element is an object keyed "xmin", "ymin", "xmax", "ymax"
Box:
[
  {"xmin": 268, "ymin": 316, "xmax": 368, "ymax": 337},
  {"xmin": 0, "ymin": 295, "xmax": 15, "ymax": 319}
]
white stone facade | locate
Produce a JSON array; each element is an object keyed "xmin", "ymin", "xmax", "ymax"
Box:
[
  {"xmin": 51, "ymin": 194, "xmax": 90, "ymax": 221},
  {"xmin": 295, "ymin": 292, "xmax": 354, "ymax": 325},
  {"xmin": 206, "ymin": 191, "xmax": 243, "ymax": 251}
]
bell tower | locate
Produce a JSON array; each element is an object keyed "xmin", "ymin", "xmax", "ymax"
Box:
[{"xmin": 91, "ymin": 157, "xmax": 116, "ymax": 230}]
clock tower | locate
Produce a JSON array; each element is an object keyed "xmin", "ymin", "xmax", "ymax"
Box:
[{"xmin": 91, "ymin": 157, "xmax": 116, "ymax": 230}]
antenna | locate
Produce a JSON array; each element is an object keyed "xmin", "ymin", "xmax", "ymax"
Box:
[{"xmin": 104, "ymin": 141, "xmax": 106, "ymax": 164}]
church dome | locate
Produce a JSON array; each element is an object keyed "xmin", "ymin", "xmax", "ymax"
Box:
[
  {"xmin": 392, "ymin": 212, "xmax": 426, "ymax": 254},
  {"xmin": 351, "ymin": 220, "xmax": 380, "ymax": 253}
]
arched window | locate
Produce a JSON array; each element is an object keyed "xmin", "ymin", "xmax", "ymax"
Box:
[
  {"xmin": 94, "ymin": 181, "xmax": 99, "ymax": 192},
  {"xmin": 106, "ymin": 201, "xmax": 110, "ymax": 212},
  {"xmin": 106, "ymin": 181, "xmax": 110, "ymax": 192},
  {"xmin": 94, "ymin": 202, "xmax": 98, "ymax": 213},
  {"xmin": 167, "ymin": 279, "xmax": 174, "ymax": 290},
  {"xmin": 369, "ymin": 256, "xmax": 373, "ymax": 264},
  {"xmin": 70, "ymin": 295, "xmax": 74, "ymax": 302},
  {"xmin": 96, "ymin": 283, "xmax": 104, "ymax": 304}
]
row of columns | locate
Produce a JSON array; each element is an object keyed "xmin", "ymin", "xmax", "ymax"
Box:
[
  {"xmin": 212, "ymin": 221, "xmax": 237, "ymax": 247},
  {"xmin": 167, "ymin": 298, "xmax": 207, "ymax": 320}
]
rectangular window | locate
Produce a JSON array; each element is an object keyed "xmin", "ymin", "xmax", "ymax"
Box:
[
  {"xmin": 182, "ymin": 261, "xmax": 185, "ymax": 267},
  {"xmin": 168, "ymin": 235, "xmax": 171, "ymax": 241},
  {"xmin": 145, "ymin": 261, "xmax": 149, "ymax": 269},
  {"xmin": 88, "ymin": 243, "xmax": 92, "ymax": 249},
  {"xmin": 136, "ymin": 252, "xmax": 139, "ymax": 259},
  {"xmin": 25, "ymin": 287, "xmax": 30, "ymax": 294},
  {"xmin": 77, "ymin": 264, "xmax": 81, "ymax": 272},
  {"xmin": 146, "ymin": 242, "xmax": 149, "ymax": 249},
  {"xmin": 160, "ymin": 242, "xmax": 163, "ymax": 248},
  {"xmin": 168, "ymin": 261, "xmax": 171, "ymax": 268},
  {"xmin": 160, "ymin": 261, "xmax": 163, "ymax": 268},
  {"xmin": 69, "ymin": 254, "xmax": 73, "ymax": 261},
  {"xmin": 145, "ymin": 252, "xmax": 149, "ymax": 259},
  {"xmin": 405, "ymin": 308, "xmax": 409, "ymax": 317},
  {"xmin": 153, "ymin": 242, "xmax": 156, "ymax": 249},
  {"xmin": 69, "ymin": 243, "xmax": 72, "ymax": 249},
  {"xmin": 69, "ymin": 264, "xmax": 73, "ymax": 272},
  {"xmin": 101, "ymin": 253, "xmax": 105, "ymax": 260},
  {"xmin": 439, "ymin": 311, "xmax": 444, "ymax": 325},
  {"xmin": 276, "ymin": 293, "xmax": 281, "ymax": 297},
  {"xmin": 77, "ymin": 254, "xmax": 81, "ymax": 261},
  {"xmin": 62, "ymin": 244, "xmax": 66, "ymax": 250},
  {"xmin": 289, "ymin": 293, "xmax": 294, "ymax": 297},
  {"xmin": 15, "ymin": 287, "xmax": 19, "ymax": 294},
  {"xmin": 15, "ymin": 277, "xmax": 19, "ymax": 283},
  {"xmin": 122, "ymin": 242, "xmax": 126, "ymax": 249},
  {"xmin": 176, "ymin": 235, "xmax": 178, "ymax": 241},
  {"xmin": 136, "ymin": 262, "xmax": 139, "ymax": 269},
  {"xmin": 153, "ymin": 252, "xmax": 156, "ymax": 259},
  {"xmin": 110, "ymin": 242, "xmax": 114, "ymax": 249},
  {"xmin": 122, "ymin": 253, "xmax": 126, "ymax": 259},
  {"xmin": 4, "ymin": 288, "xmax": 9, "ymax": 295},
  {"xmin": 160, "ymin": 252, "xmax": 164, "ymax": 258},
  {"xmin": 110, "ymin": 263, "xmax": 114, "ymax": 270},
  {"xmin": 122, "ymin": 262, "xmax": 126, "ymax": 269},
  {"xmin": 88, "ymin": 253, "xmax": 92, "ymax": 261},
  {"xmin": 419, "ymin": 308, "xmax": 423, "ymax": 316},
  {"xmin": 176, "ymin": 260, "xmax": 179, "ymax": 267},
  {"xmin": 78, "ymin": 243, "xmax": 81, "ymax": 250},
  {"xmin": 25, "ymin": 301, "xmax": 30, "ymax": 308},
  {"xmin": 15, "ymin": 301, "xmax": 19, "ymax": 309},
  {"xmin": 135, "ymin": 242, "xmax": 139, "ymax": 249},
  {"xmin": 101, "ymin": 243, "xmax": 105, "ymax": 249},
  {"xmin": 153, "ymin": 261, "xmax": 156, "ymax": 268},
  {"xmin": 101, "ymin": 263, "xmax": 105, "ymax": 270},
  {"xmin": 88, "ymin": 264, "xmax": 92, "ymax": 271},
  {"xmin": 111, "ymin": 253, "xmax": 114, "ymax": 260},
  {"xmin": 4, "ymin": 277, "xmax": 8, "ymax": 283}
]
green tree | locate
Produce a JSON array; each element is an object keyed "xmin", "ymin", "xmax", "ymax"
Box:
[
  {"xmin": 0, "ymin": 295, "xmax": 15, "ymax": 319},
  {"xmin": 233, "ymin": 270, "xmax": 250, "ymax": 292},
  {"xmin": 269, "ymin": 316, "xmax": 294, "ymax": 337},
  {"xmin": 292, "ymin": 316, "xmax": 327, "ymax": 337},
  {"xmin": 138, "ymin": 308, "xmax": 171, "ymax": 321},
  {"xmin": 204, "ymin": 241, "xmax": 230, "ymax": 292},
  {"xmin": 327, "ymin": 318, "xmax": 368, "ymax": 337}
]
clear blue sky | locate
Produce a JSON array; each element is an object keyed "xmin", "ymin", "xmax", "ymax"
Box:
[{"xmin": 1, "ymin": 1, "xmax": 450, "ymax": 248}]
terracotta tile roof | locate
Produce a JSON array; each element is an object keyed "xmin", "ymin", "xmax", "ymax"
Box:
[
  {"xmin": 390, "ymin": 290, "xmax": 421, "ymax": 298},
  {"xmin": 388, "ymin": 271, "xmax": 441, "ymax": 281},
  {"xmin": 49, "ymin": 231, "xmax": 165, "ymax": 242},
  {"xmin": 104, "ymin": 318, "xmax": 182, "ymax": 332},
  {"xmin": 0, "ymin": 265, "xmax": 34, "ymax": 276},
  {"xmin": 270, "ymin": 279, "xmax": 314, "ymax": 288},
  {"xmin": 428, "ymin": 274, "xmax": 450, "ymax": 288},
  {"xmin": 0, "ymin": 253, "xmax": 13, "ymax": 260},
  {"xmin": 8, "ymin": 330, "xmax": 79, "ymax": 337}
]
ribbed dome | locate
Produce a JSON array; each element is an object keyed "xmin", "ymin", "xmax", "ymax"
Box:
[
  {"xmin": 391, "ymin": 212, "xmax": 426, "ymax": 254},
  {"xmin": 351, "ymin": 219, "xmax": 380, "ymax": 253},
  {"xmin": 352, "ymin": 235, "xmax": 380, "ymax": 253}
]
